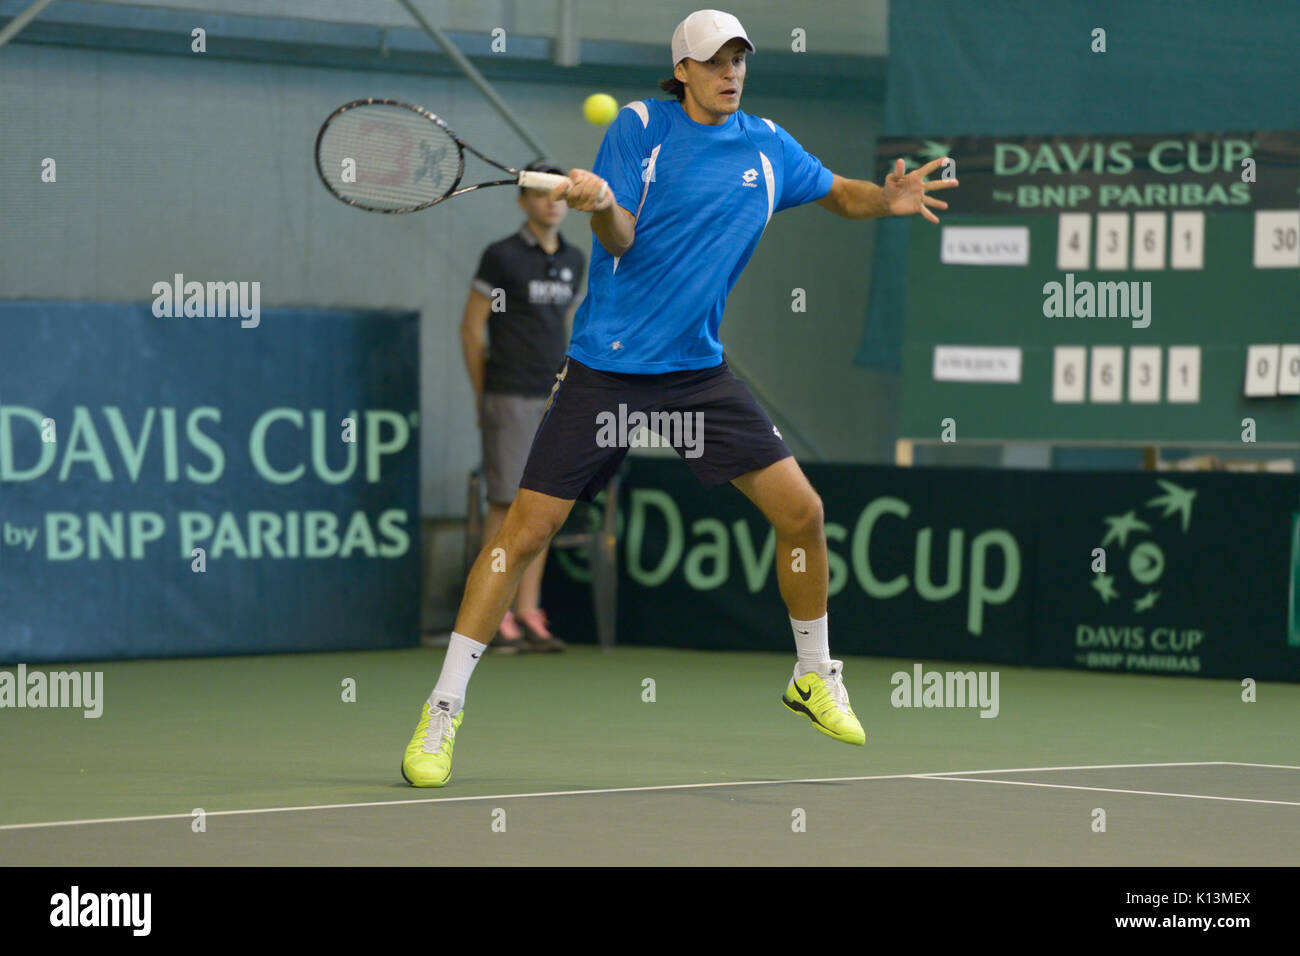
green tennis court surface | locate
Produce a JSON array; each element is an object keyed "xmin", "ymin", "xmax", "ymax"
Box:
[{"xmin": 2, "ymin": 647, "xmax": 1297, "ymax": 866}]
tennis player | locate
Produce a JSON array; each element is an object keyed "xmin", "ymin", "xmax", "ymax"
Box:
[{"xmin": 403, "ymin": 8, "xmax": 957, "ymax": 786}]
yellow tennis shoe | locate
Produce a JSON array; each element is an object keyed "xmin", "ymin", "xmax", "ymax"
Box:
[
  {"xmin": 782, "ymin": 659, "xmax": 865, "ymax": 745},
  {"xmin": 401, "ymin": 699, "xmax": 464, "ymax": 787}
]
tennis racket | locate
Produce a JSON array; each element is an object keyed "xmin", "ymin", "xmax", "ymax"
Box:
[{"xmin": 314, "ymin": 98, "xmax": 574, "ymax": 214}]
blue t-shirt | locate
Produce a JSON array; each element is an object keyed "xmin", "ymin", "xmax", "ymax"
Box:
[{"xmin": 567, "ymin": 99, "xmax": 834, "ymax": 374}]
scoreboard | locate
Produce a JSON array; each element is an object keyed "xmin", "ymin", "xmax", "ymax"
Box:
[{"xmin": 885, "ymin": 131, "xmax": 1300, "ymax": 448}]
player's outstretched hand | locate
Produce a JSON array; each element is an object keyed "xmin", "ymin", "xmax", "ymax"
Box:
[
  {"xmin": 551, "ymin": 169, "xmax": 613, "ymax": 213},
  {"xmin": 884, "ymin": 157, "xmax": 958, "ymax": 224}
]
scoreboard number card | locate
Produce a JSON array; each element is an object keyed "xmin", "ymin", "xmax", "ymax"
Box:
[
  {"xmin": 1166, "ymin": 346, "xmax": 1202, "ymax": 403},
  {"xmin": 1128, "ymin": 346, "xmax": 1162, "ymax": 403},
  {"xmin": 1089, "ymin": 346, "xmax": 1125, "ymax": 403},
  {"xmin": 1057, "ymin": 213, "xmax": 1091, "ymax": 270},
  {"xmin": 1244, "ymin": 345, "xmax": 1281, "ymax": 397},
  {"xmin": 1253, "ymin": 210, "xmax": 1300, "ymax": 268},
  {"xmin": 1278, "ymin": 345, "xmax": 1300, "ymax": 396},
  {"xmin": 1131, "ymin": 212, "xmax": 1167, "ymax": 270},
  {"xmin": 1169, "ymin": 211, "xmax": 1205, "ymax": 270},
  {"xmin": 1095, "ymin": 213, "xmax": 1130, "ymax": 270},
  {"xmin": 1053, "ymin": 346, "xmax": 1087, "ymax": 403}
]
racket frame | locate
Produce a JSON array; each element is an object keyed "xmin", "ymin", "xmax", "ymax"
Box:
[{"xmin": 314, "ymin": 97, "xmax": 567, "ymax": 214}]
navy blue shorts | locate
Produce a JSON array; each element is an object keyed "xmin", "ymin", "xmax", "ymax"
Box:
[{"xmin": 519, "ymin": 357, "xmax": 792, "ymax": 502}]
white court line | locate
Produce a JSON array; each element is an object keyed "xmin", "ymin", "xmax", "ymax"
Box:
[
  {"xmin": 1221, "ymin": 761, "xmax": 1300, "ymax": 771},
  {"xmin": 924, "ymin": 775, "xmax": 1300, "ymax": 808},
  {"xmin": 915, "ymin": 761, "xmax": 1228, "ymax": 777},
  {"xmin": 0, "ymin": 761, "xmax": 1254, "ymax": 832},
  {"xmin": 0, "ymin": 771, "xmax": 928, "ymax": 831}
]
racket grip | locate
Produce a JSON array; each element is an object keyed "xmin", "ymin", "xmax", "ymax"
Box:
[{"xmin": 519, "ymin": 171, "xmax": 571, "ymax": 191}]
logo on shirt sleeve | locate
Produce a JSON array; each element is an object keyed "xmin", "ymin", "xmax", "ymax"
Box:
[{"xmin": 741, "ymin": 168, "xmax": 759, "ymax": 187}]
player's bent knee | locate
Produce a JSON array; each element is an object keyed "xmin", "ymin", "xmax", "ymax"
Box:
[
  {"xmin": 501, "ymin": 516, "xmax": 554, "ymax": 557},
  {"xmin": 781, "ymin": 492, "xmax": 824, "ymax": 538},
  {"xmin": 502, "ymin": 495, "xmax": 571, "ymax": 555}
]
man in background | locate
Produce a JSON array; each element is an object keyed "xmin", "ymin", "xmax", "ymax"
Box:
[{"xmin": 459, "ymin": 160, "xmax": 586, "ymax": 653}]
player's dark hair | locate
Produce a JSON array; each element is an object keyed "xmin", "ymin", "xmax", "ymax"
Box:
[{"xmin": 659, "ymin": 76, "xmax": 686, "ymax": 101}]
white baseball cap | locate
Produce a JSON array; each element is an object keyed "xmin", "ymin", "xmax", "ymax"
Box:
[{"xmin": 670, "ymin": 9, "xmax": 754, "ymax": 66}]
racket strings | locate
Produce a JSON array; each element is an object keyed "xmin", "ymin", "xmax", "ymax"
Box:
[{"xmin": 318, "ymin": 103, "xmax": 462, "ymax": 211}]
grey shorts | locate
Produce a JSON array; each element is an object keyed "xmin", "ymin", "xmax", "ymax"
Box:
[{"xmin": 482, "ymin": 392, "xmax": 550, "ymax": 505}]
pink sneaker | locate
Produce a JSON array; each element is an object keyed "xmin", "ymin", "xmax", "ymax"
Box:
[
  {"xmin": 518, "ymin": 608, "xmax": 566, "ymax": 652},
  {"xmin": 492, "ymin": 609, "xmax": 529, "ymax": 655}
]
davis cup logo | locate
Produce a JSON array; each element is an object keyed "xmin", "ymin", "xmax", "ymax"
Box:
[
  {"xmin": 1091, "ymin": 479, "xmax": 1197, "ymax": 613},
  {"xmin": 898, "ymin": 139, "xmax": 951, "ymax": 172}
]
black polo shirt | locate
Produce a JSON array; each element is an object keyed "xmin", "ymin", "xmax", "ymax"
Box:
[{"xmin": 472, "ymin": 225, "xmax": 586, "ymax": 397}]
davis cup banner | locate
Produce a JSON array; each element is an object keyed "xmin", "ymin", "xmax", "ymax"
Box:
[
  {"xmin": 0, "ymin": 301, "xmax": 420, "ymax": 663},
  {"xmin": 543, "ymin": 458, "xmax": 1300, "ymax": 682},
  {"xmin": 873, "ymin": 130, "xmax": 1300, "ymax": 214}
]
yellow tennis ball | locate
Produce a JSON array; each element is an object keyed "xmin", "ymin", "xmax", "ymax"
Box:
[{"xmin": 583, "ymin": 93, "xmax": 619, "ymax": 126}]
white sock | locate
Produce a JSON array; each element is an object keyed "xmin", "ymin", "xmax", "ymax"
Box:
[
  {"xmin": 430, "ymin": 632, "xmax": 486, "ymax": 713},
  {"xmin": 791, "ymin": 614, "xmax": 830, "ymax": 674}
]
